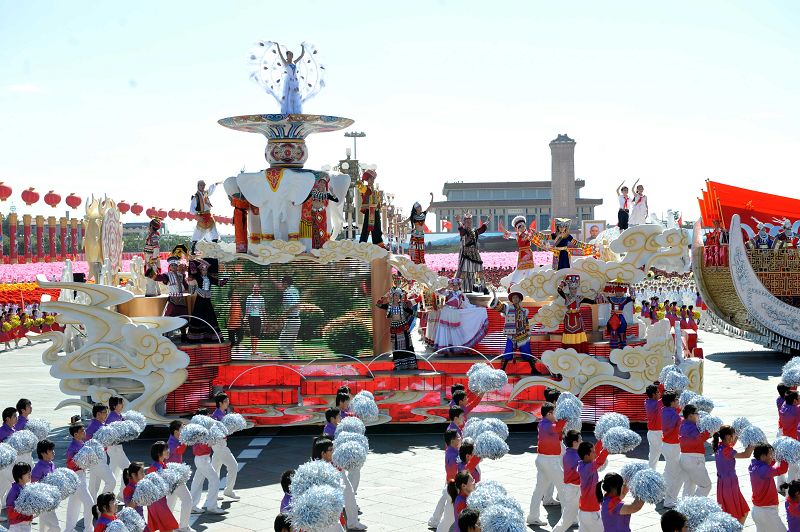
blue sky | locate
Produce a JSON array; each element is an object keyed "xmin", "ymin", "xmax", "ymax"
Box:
[{"xmin": 1, "ymin": 1, "xmax": 799, "ymax": 233}]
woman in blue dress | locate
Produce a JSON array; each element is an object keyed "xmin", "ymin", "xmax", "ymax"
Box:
[{"xmin": 276, "ymin": 44, "xmax": 305, "ymax": 114}]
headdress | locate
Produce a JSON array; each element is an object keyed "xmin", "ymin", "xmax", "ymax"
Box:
[
  {"xmin": 361, "ymin": 169, "xmax": 377, "ymax": 182},
  {"xmin": 167, "ymin": 256, "xmax": 180, "ymax": 265},
  {"xmin": 462, "ymin": 212, "xmax": 473, "ymax": 219},
  {"xmin": 508, "ymin": 291, "xmax": 524, "ymax": 303},
  {"xmin": 389, "ymin": 287, "xmax": 405, "ymax": 299},
  {"xmin": 450, "ymin": 277, "xmax": 463, "ymax": 288},
  {"xmin": 413, "ymin": 202, "xmax": 421, "ymax": 211},
  {"xmin": 603, "ymin": 280, "xmax": 628, "ymax": 294},
  {"xmin": 555, "ymin": 218, "xmax": 571, "ymax": 230},
  {"xmin": 511, "ymin": 215, "xmax": 527, "ymax": 228},
  {"xmin": 565, "ymin": 274, "xmax": 580, "ymax": 288},
  {"xmin": 149, "ymin": 217, "xmax": 162, "ymax": 230},
  {"xmin": 171, "ymin": 244, "xmax": 189, "ymax": 258}
]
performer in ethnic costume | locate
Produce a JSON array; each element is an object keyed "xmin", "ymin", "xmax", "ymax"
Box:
[
  {"xmin": 434, "ymin": 278, "xmax": 488, "ymax": 354},
  {"xmin": 747, "ymin": 221, "xmax": 774, "ymax": 250},
  {"xmin": 456, "ymin": 213, "xmax": 488, "ymax": 293},
  {"xmin": 376, "ymin": 287, "xmax": 416, "ymax": 353},
  {"xmin": 186, "ymin": 258, "xmax": 226, "ymax": 343},
  {"xmin": 227, "ymin": 186, "xmax": 258, "ymax": 253},
  {"xmin": 155, "ymin": 255, "xmax": 190, "ymax": 342},
  {"xmin": 358, "ymin": 169, "xmax": 384, "ymax": 246},
  {"xmin": 143, "ymin": 217, "xmax": 162, "ymax": 297},
  {"xmin": 189, "ymin": 179, "xmax": 220, "ymax": 254},
  {"xmin": 409, "ymin": 193, "xmax": 434, "ymax": 264},
  {"xmin": 603, "ymin": 282, "xmax": 634, "ymax": 349},
  {"xmin": 502, "ymin": 216, "xmax": 538, "ymax": 286},
  {"xmin": 774, "ymin": 218, "xmax": 798, "ymax": 249},
  {"xmin": 490, "ymin": 289, "xmax": 538, "ymax": 374},
  {"xmin": 302, "ymin": 175, "xmax": 340, "ymax": 250},
  {"xmin": 557, "ymin": 275, "xmax": 592, "ymax": 353},
  {"xmin": 549, "ymin": 218, "xmax": 583, "ymax": 270}
]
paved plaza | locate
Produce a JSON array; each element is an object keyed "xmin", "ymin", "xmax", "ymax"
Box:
[{"xmin": 0, "ymin": 331, "xmax": 791, "ymax": 531}]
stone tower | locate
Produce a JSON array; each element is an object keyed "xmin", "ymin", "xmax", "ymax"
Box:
[{"xmin": 550, "ymin": 133, "xmax": 577, "ymax": 224}]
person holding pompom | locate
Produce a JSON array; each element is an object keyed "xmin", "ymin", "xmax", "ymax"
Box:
[
  {"xmin": 91, "ymin": 492, "xmax": 118, "ymax": 531},
  {"xmin": 210, "ymin": 393, "xmax": 239, "ymax": 501},
  {"xmin": 451, "ymin": 390, "xmax": 483, "ymax": 422},
  {"xmin": 660, "ymin": 392, "xmax": 682, "ymax": 508},
  {"xmin": 273, "ymin": 513, "xmax": 291, "ymax": 532},
  {"xmin": 678, "ymin": 404, "xmax": 711, "ymax": 497},
  {"xmin": 13, "ymin": 399, "xmax": 31, "ymax": 432},
  {"xmin": 6, "ymin": 462, "xmax": 33, "ymax": 531},
  {"xmin": 165, "ymin": 420, "xmax": 195, "ymax": 532},
  {"xmin": 65, "ymin": 423, "xmax": 95, "ymax": 532},
  {"xmin": 31, "ymin": 439, "xmax": 59, "ymax": 531},
  {"xmin": 597, "ymin": 472, "xmax": 644, "ymax": 531},
  {"xmin": 188, "ymin": 409, "xmax": 224, "ymax": 516},
  {"xmin": 121, "ymin": 461, "xmax": 146, "ymax": 523},
  {"xmin": 446, "ymin": 471, "xmax": 475, "ymax": 532},
  {"xmin": 457, "ymin": 507, "xmax": 480, "ymax": 532},
  {"xmin": 335, "ymin": 393, "xmax": 351, "ymax": 418},
  {"xmin": 749, "ymin": 442, "xmax": 788, "ymax": 530},
  {"xmin": 576, "ymin": 440, "xmax": 608, "ymax": 532},
  {"xmin": 312, "ymin": 437, "xmax": 364, "ymax": 531},
  {"xmin": 447, "ymin": 407, "xmax": 465, "ymax": 436},
  {"xmin": 86, "ymin": 404, "xmax": 116, "ymax": 499},
  {"xmin": 279, "ymin": 470, "xmax": 294, "ymax": 513},
  {"xmin": 782, "ymin": 479, "xmax": 800, "ymax": 531},
  {"xmin": 448, "ymin": 384, "xmax": 465, "ymax": 408},
  {"xmin": 780, "ymin": 391, "xmax": 800, "ymax": 482},
  {"xmin": 551, "ymin": 429, "xmax": 581, "ymax": 532},
  {"xmin": 105, "ymin": 396, "xmax": 131, "ymax": 499},
  {"xmin": 712, "ymin": 425, "xmax": 753, "ymax": 524},
  {"xmin": 458, "ymin": 438, "xmax": 481, "ymax": 483},
  {"xmin": 323, "ymin": 408, "xmax": 340, "ymax": 438},
  {"xmin": 660, "ymin": 509, "xmax": 688, "ymax": 531},
  {"xmin": 0, "ymin": 406, "xmax": 19, "ymax": 509},
  {"xmin": 644, "ymin": 384, "xmax": 664, "ymax": 468},
  {"xmin": 526, "ymin": 402, "xmax": 566, "ymax": 527},
  {"xmin": 429, "ymin": 429, "xmax": 461, "ymax": 530},
  {"xmin": 145, "ymin": 441, "xmax": 180, "ymax": 531}
]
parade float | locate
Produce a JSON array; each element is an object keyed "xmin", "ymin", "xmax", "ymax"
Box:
[
  {"xmin": 34, "ymin": 41, "xmax": 703, "ymax": 426},
  {"xmin": 693, "ymin": 180, "xmax": 800, "ymax": 353}
]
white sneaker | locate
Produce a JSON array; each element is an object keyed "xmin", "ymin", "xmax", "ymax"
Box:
[
  {"xmin": 543, "ymin": 499, "xmax": 560, "ymax": 506},
  {"xmin": 190, "ymin": 507, "xmax": 205, "ymax": 514},
  {"xmin": 178, "ymin": 528, "xmax": 197, "ymax": 532},
  {"xmin": 224, "ymin": 491, "xmax": 241, "ymax": 500},
  {"xmin": 206, "ymin": 507, "xmax": 225, "ymax": 514},
  {"xmin": 526, "ymin": 517, "xmax": 547, "ymax": 526},
  {"xmin": 427, "ymin": 519, "xmax": 439, "ymax": 529},
  {"xmin": 348, "ymin": 524, "xmax": 367, "ymax": 531}
]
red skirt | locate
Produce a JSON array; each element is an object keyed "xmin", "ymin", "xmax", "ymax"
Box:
[
  {"xmin": 717, "ymin": 476, "xmax": 749, "ymax": 519},
  {"xmin": 147, "ymin": 497, "xmax": 179, "ymax": 531}
]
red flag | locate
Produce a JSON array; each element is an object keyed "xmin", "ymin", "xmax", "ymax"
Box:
[
  {"xmin": 678, "ymin": 214, "xmax": 683, "ymax": 228},
  {"xmin": 441, "ymin": 219, "xmax": 452, "ymax": 231},
  {"xmin": 423, "ymin": 224, "xmax": 431, "ymax": 234},
  {"xmin": 498, "ymin": 220, "xmax": 506, "ymax": 233},
  {"xmin": 550, "ymin": 218, "xmax": 555, "ymax": 233},
  {"xmin": 529, "ymin": 218, "xmax": 537, "ymax": 231}
]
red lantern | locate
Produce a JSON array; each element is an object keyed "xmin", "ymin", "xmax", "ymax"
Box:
[
  {"xmin": 65, "ymin": 193, "xmax": 82, "ymax": 210},
  {"xmin": 21, "ymin": 187, "xmax": 40, "ymax": 206},
  {"xmin": 0, "ymin": 182, "xmax": 11, "ymax": 202},
  {"xmin": 44, "ymin": 190, "xmax": 61, "ymax": 208},
  {"xmin": 117, "ymin": 200, "xmax": 130, "ymax": 214},
  {"xmin": 131, "ymin": 203, "xmax": 143, "ymax": 216},
  {"xmin": 145, "ymin": 207, "xmax": 156, "ymax": 218},
  {"xmin": 157, "ymin": 209, "xmax": 167, "ymax": 219},
  {"xmin": 168, "ymin": 209, "xmax": 179, "ymax": 220}
]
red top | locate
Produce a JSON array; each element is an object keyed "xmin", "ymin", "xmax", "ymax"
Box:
[
  {"xmin": 749, "ymin": 459, "xmax": 789, "ymax": 507},
  {"xmin": 578, "ymin": 444, "xmax": 608, "ymax": 512},
  {"xmin": 661, "ymin": 406, "xmax": 681, "ymax": 444},
  {"xmin": 94, "ymin": 513, "xmax": 117, "ymax": 532},
  {"xmin": 645, "ymin": 398, "xmax": 663, "ymax": 431},
  {"xmin": 780, "ymin": 403, "xmax": 800, "ymax": 440},
  {"xmin": 538, "ymin": 418, "xmax": 567, "ymax": 456},
  {"xmin": 193, "ymin": 443, "xmax": 212, "ymax": 456},
  {"xmin": 679, "ymin": 419, "xmax": 710, "ymax": 454},
  {"xmin": 462, "ymin": 392, "xmax": 483, "ymax": 416}
]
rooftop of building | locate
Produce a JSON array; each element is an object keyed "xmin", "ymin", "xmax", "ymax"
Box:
[
  {"xmin": 442, "ymin": 179, "xmax": 586, "ymax": 192},
  {"xmin": 550, "ymin": 133, "xmax": 575, "ymax": 144},
  {"xmin": 430, "ymin": 197, "xmax": 603, "ymax": 208}
]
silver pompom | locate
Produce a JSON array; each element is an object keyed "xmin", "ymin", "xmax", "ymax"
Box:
[
  {"xmin": 222, "ymin": 413, "xmax": 248, "ymax": 434},
  {"xmin": 6, "ymin": 430, "xmax": 38, "ymax": 454},
  {"xmin": 675, "ymin": 496, "xmax": 723, "ymax": 530},
  {"xmin": 350, "ymin": 394, "xmax": 379, "ymax": 422},
  {"xmin": 619, "ymin": 460, "xmax": 650, "ymax": 484},
  {"xmin": 594, "ymin": 413, "xmax": 630, "ymax": 441},
  {"xmin": 695, "ymin": 511, "xmax": 744, "ymax": 532},
  {"xmin": 40, "ymin": 467, "xmax": 79, "ymax": 500},
  {"xmin": 784, "ymin": 357, "xmax": 800, "ymax": 372},
  {"xmin": 117, "ymin": 506, "xmax": 147, "ymax": 532},
  {"xmin": 114, "ymin": 420, "xmax": 143, "ymax": 443},
  {"xmin": 679, "ymin": 390, "xmax": 697, "ymax": 409},
  {"xmin": 689, "ymin": 395, "xmax": 715, "ymax": 413},
  {"xmin": 732, "ymin": 417, "xmax": 751, "ymax": 434},
  {"xmin": 189, "ymin": 414, "xmax": 216, "ymax": 429},
  {"xmin": 25, "ymin": 418, "xmax": 50, "ymax": 441},
  {"xmin": 555, "ymin": 391, "xmax": 583, "ymax": 410},
  {"xmin": 492, "ymin": 495, "xmax": 524, "ymax": 519},
  {"xmin": 467, "ymin": 480, "xmax": 507, "ymax": 511},
  {"xmin": 14, "ymin": 482, "xmax": 60, "ymax": 516},
  {"xmin": 782, "ymin": 367, "xmax": 800, "ymax": 387},
  {"xmin": 475, "ymin": 431, "xmax": 509, "ymax": 460},
  {"xmin": 467, "ymin": 363, "xmax": 492, "ymax": 377},
  {"xmin": 773, "ymin": 436, "xmax": 800, "ymax": 464},
  {"xmin": 602, "ymin": 427, "xmax": 642, "ymax": 454},
  {"xmin": 697, "ymin": 414, "xmax": 723, "ymax": 434},
  {"xmin": 289, "ymin": 483, "xmax": 345, "ymax": 532},
  {"xmin": 554, "ymin": 397, "xmax": 583, "ymax": 427},
  {"xmin": 106, "ymin": 521, "xmax": 128, "ymax": 532},
  {"xmin": 179, "ymin": 424, "xmax": 209, "ymax": 446},
  {"xmin": 356, "ymin": 390, "xmax": 375, "ymax": 401},
  {"xmin": 122, "ymin": 410, "xmax": 148, "ymax": 431},
  {"xmin": 166, "ymin": 462, "xmax": 192, "ymax": 484},
  {"xmin": 563, "ymin": 416, "xmax": 583, "ymax": 433},
  {"xmin": 628, "ymin": 469, "xmax": 666, "ymax": 504},
  {"xmin": 335, "ymin": 416, "xmax": 366, "ymax": 437},
  {"xmin": 738, "ymin": 425, "xmax": 768, "ymax": 448},
  {"xmin": 664, "ymin": 371, "xmax": 689, "ymax": 393},
  {"xmin": 84, "ymin": 439, "xmax": 106, "ymax": 460},
  {"xmin": 0, "ymin": 442, "xmax": 16, "ymax": 469},
  {"xmin": 333, "ymin": 431, "xmax": 369, "ymax": 452},
  {"xmin": 468, "ymin": 364, "xmax": 508, "ymax": 394},
  {"xmin": 479, "ymin": 503, "xmax": 527, "ymax": 532},
  {"xmin": 481, "ymin": 418, "xmax": 510, "ymax": 440},
  {"xmin": 333, "ymin": 441, "xmax": 368, "ymax": 471},
  {"xmin": 290, "ymin": 460, "xmax": 343, "ymax": 497},
  {"xmin": 93, "ymin": 425, "xmax": 121, "ymax": 447},
  {"xmin": 659, "ymin": 364, "xmax": 681, "ymax": 382},
  {"xmin": 131, "ymin": 472, "xmax": 169, "ymax": 506},
  {"xmin": 206, "ymin": 422, "xmax": 228, "ymax": 446},
  {"xmin": 73, "ymin": 444, "xmax": 101, "ymax": 470},
  {"xmin": 463, "ymin": 418, "xmax": 485, "ymax": 440}
]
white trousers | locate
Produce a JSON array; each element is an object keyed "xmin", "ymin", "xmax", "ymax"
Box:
[
  {"xmin": 680, "ymin": 452, "xmax": 711, "ymax": 497},
  {"xmin": 8, "ymin": 524, "xmax": 32, "ymax": 532},
  {"xmin": 107, "ymin": 443, "xmax": 130, "ymax": 494},
  {"xmin": 88, "ymin": 453, "xmax": 116, "ymax": 500},
  {"xmin": 192, "ymin": 225, "xmax": 219, "ymax": 242},
  {"xmin": 190, "ymin": 455, "xmax": 221, "ymax": 511},
  {"xmin": 527, "ymin": 454, "xmax": 564, "ymax": 521},
  {"xmin": 342, "ymin": 470, "xmax": 361, "ymax": 528},
  {"xmin": 279, "ymin": 317, "xmax": 300, "ymax": 355},
  {"xmin": 429, "ymin": 486, "xmax": 448, "ymax": 526},
  {"xmin": 0, "ymin": 465, "xmax": 12, "ymax": 509},
  {"xmin": 552, "ymin": 483, "xmax": 580, "ymax": 532},
  {"xmin": 167, "ymin": 481, "xmax": 193, "ymax": 528},
  {"xmin": 211, "ymin": 441, "xmax": 238, "ymax": 494},
  {"xmin": 752, "ymin": 505, "xmax": 786, "ymax": 532},
  {"xmin": 38, "ymin": 509, "xmax": 60, "ymax": 532},
  {"xmin": 65, "ymin": 470, "xmax": 94, "ymax": 532},
  {"xmin": 578, "ymin": 509, "xmax": 603, "ymax": 532},
  {"xmin": 348, "ymin": 465, "xmax": 362, "ymax": 494},
  {"xmin": 662, "ymin": 442, "xmax": 683, "ymax": 507},
  {"xmin": 436, "ymin": 497, "xmax": 454, "ymax": 532},
  {"xmin": 647, "ymin": 430, "xmax": 663, "ymax": 468}
]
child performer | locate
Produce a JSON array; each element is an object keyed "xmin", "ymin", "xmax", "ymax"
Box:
[
  {"xmin": 616, "ymin": 182, "xmax": 630, "ymax": 231},
  {"xmin": 457, "ymin": 508, "xmax": 481, "ymax": 532},
  {"xmin": 552, "ymin": 430, "xmax": 581, "ymax": 532},
  {"xmin": 65, "ymin": 423, "xmax": 95, "ymax": 532},
  {"xmin": 446, "ymin": 471, "xmax": 475, "ymax": 532},
  {"xmin": 780, "ymin": 391, "xmax": 800, "ymax": 482},
  {"xmin": 490, "ymin": 289, "xmax": 538, "ymax": 374},
  {"xmin": 146, "ymin": 442, "xmax": 180, "ymax": 531},
  {"xmin": 749, "ymin": 443, "xmax": 788, "ymax": 531},
  {"xmin": 447, "ymin": 407, "xmax": 465, "ymax": 436},
  {"xmin": 645, "ymin": 384, "xmax": 664, "ymax": 468},
  {"xmin": 783, "ymin": 479, "xmax": 800, "ymax": 532},
  {"xmin": 312, "ymin": 437, "xmax": 365, "ymax": 531},
  {"xmin": 660, "ymin": 392, "xmax": 682, "ymax": 508},
  {"xmin": 105, "ymin": 396, "xmax": 130, "ymax": 498},
  {"xmin": 526, "ymin": 402, "xmax": 567, "ymax": 527},
  {"xmin": 92, "ymin": 492, "xmax": 118, "ymax": 532},
  {"xmin": 577, "ymin": 440, "xmax": 608, "ymax": 532},
  {"xmin": 188, "ymin": 409, "xmax": 224, "ymax": 515},
  {"xmin": 598, "ymin": 472, "xmax": 645, "ymax": 531},
  {"xmin": 335, "ymin": 393, "xmax": 351, "ymax": 418},
  {"xmin": 280, "ymin": 470, "xmax": 295, "ymax": 513},
  {"xmin": 713, "ymin": 425, "xmax": 753, "ymax": 524},
  {"xmin": 448, "ymin": 384, "xmax": 465, "ymax": 408},
  {"xmin": 451, "ymin": 390, "xmax": 482, "ymax": 423},
  {"xmin": 86, "ymin": 404, "xmax": 116, "ymax": 499},
  {"xmin": 428, "ymin": 429, "xmax": 461, "ymax": 530},
  {"xmin": 32, "ymin": 439, "xmax": 59, "ymax": 532},
  {"xmin": 458, "ymin": 438, "xmax": 481, "ymax": 483},
  {"xmin": 210, "ymin": 393, "xmax": 239, "ymax": 501},
  {"xmin": 121, "ymin": 462, "xmax": 146, "ymax": 523},
  {"xmin": 777, "ymin": 383, "xmax": 791, "ymax": 486},
  {"xmin": 166, "ymin": 420, "xmax": 195, "ymax": 532},
  {"xmin": 6, "ymin": 462, "xmax": 33, "ymax": 531},
  {"xmin": 679, "ymin": 404, "xmax": 711, "ymax": 497},
  {"xmin": 0, "ymin": 406, "xmax": 18, "ymax": 510},
  {"xmin": 660, "ymin": 509, "xmax": 688, "ymax": 532},
  {"xmin": 323, "ymin": 408, "xmax": 341, "ymax": 439}
]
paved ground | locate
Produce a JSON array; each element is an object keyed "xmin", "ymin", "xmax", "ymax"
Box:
[{"xmin": 0, "ymin": 331, "xmax": 792, "ymax": 531}]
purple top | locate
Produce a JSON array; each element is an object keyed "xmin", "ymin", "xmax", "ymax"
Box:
[
  {"xmin": 280, "ymin": 493, "xmax": 291, "ymax": 513},
  {"xmin": 85, "ymin": 418, "xmax": 104, "ymax": 439},
  {"xmin": 563, "ymin": 447, "xmax": 581, "ymax": 485},
  {"xmin": 452, "ymin": 494, "xmax": 468, "ymax": 532},
  {"xmin": 13, "ymin": 415, "xmax": 27, "ymax": 431},
  {"xmin": 340, "ymin": 408, "xmax": 350, "ymax": 418},
  {"xmin": 446, "ymin": 422, "xmax": 462, "ymax": 436},
  {"xmin": 5, "ymin": 482, "xmax": 21, "ymax": 509},
  {"xmin": 601, "ymin": 496, "xmax": 631, "ymax": 532},
  {"xmin": 457, "ymin": 458, "xmax": 481, "ymax": 483},
  {"xmin": 31, "ymin": 460, "xmax": 54, "ymax": 482},
  {"xmin": 211, "ymin": 408, "xmax": 226, "ymax": 421},
  {"xmin": 787, "ymin": 498, "xmax": 800, "ymax": 532},
  {"xmin": 106, "ymin": 411, "xmax": 123, "ymax": 424},
  {"xmin": 323, "ymin": 422, "xmax": 336, "ymax": 438},
  {"xmin": 445, "ymin": 446, "xmax": 459, "ymax": 481},
  {"xmin": 715, "ymin": 443, "xmax": 737, "ymax": 479},
  {"xmin": 0, "ymin": 424, "xmax": 15, "ymax": 442},
  {"xmin": 167, "ymin": 435, "xmax": 184, "ymax": 463}
]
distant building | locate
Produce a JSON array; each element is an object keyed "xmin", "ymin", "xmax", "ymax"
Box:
[
  {"xmin": 123, "ymin": 222, "xmax": 168, "ymax": 236},
  {"xmin": 430, "ymin": 134, "xmax": 602, "ymax": 232}
]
